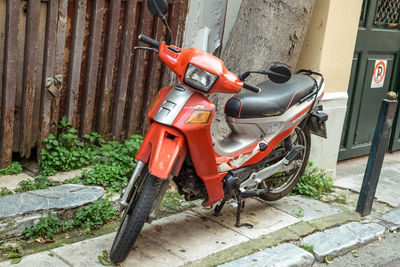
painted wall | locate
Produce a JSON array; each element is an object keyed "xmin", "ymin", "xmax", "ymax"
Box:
[
  {"xmin": 296, "ymin": 0, "xmax": 363, "ymax": 177},
  {"xmin": 296, "ymin": 0, "xmax": 363, "ymax": 93}
]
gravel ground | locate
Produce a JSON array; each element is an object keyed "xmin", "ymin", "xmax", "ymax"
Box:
[{"xmin": 313, "ymin": 231, "xmax": 400, "ymax": 267}]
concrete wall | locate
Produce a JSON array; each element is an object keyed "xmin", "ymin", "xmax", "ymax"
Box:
[
  {"xmin": 296, "ymin": 0, "xmax": 363, "ymax": 178},
  {"xmin": 182, "ymin": 0, "xmax": 227, "ymax": 53}
]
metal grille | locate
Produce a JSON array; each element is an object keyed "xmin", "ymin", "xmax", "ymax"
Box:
[{"xmin": 374, "ymin": 0, "xmax": 400, "ymax": 26}]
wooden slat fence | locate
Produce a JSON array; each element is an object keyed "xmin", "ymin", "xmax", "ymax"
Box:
[{"xmin": 0, "ymin": 0, "xmax": 189, "ymax": 168}]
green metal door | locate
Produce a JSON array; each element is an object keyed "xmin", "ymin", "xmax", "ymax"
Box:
[{"xmin": 339, "ymin": 0, "xmax": 400, "ymax": 160}]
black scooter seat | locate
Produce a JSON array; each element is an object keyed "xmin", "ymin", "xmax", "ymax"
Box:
[{"xmin": 225, "ymin": 74, "xmax": 315, "ymax": 118}]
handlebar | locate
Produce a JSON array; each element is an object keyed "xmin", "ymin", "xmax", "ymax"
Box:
[
  {"xmin": 243, "ymin": 81, "xmax": 261, "ymax": 93},
  {"xmin": 138, "ymin": 34, "xmax": 161, "ymax": 48}
]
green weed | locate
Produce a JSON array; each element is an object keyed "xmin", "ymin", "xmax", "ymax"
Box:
[
  {"xmin": 0, "ymin": 162, "xmax": 23, "ymax": 176},
  {"xmin": 38, "ymin": 117, "xmax": 142, "ymax": 193},
  {"xmin": 293, "ymin": 207, "xmax": 304, "ymax": 218},
  {"xmin": 23, "ymin": 199, "xmax": 118, "ymax": 240},
  {"xmin": 300, "ymin": 244, "xmax": 314, "ymax": 253},
  {"xmin": 22, "ymin": 213, "xmax": 65, "ymax": 240},
  {"xmin": 63, "ymin": 176, "xmax": 82, "ymax": 184},
  {"xmin": 38, "ymin": 117, "xmax": 99, "ymax": 176},
  {"xmin": 73, "ymin": 199, "xmax": 118, "ymax": 232},
  {"xmin": 291, "ymin": 162, "xmax": 334, "ymax": 200},
  {"xmin": 0, "ymin": 187, "xmax": 14, "ymax": 197},
  {"xmin": 15, "ymin": 176, "xmax": 58, "ymax": 193}
]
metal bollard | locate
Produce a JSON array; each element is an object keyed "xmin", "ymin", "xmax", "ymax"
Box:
[{"xmin": 356, "ymin": 91, "xmax": 398, "ymax": 217}]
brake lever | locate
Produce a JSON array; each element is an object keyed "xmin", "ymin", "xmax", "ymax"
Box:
[{"xmin": 134, "ymin": 46, "xmax": 159, "ymax": 53}]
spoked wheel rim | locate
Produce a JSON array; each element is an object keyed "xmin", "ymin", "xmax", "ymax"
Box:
[{"xmin": 260, "ymin": 128, "xmax": 308, "ymax": 194}]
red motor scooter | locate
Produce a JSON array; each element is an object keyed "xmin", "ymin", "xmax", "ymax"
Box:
[{"xmin": 110, "ymin": 0, "xmax": 328, "ymax": 263}]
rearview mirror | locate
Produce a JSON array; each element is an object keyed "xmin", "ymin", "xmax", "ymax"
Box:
[
  {"xmin": 268, "ymin": 64, "xmax": 291, "ymax": 84},
  {"xmin": 147, "ymin": 0, "xmax": 168, "ymax": 18}
]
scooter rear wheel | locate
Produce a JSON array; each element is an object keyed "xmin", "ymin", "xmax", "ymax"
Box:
[
  {"xmin": 110, "ymin": 171, "xmax": 164, "ymax": 264},
  {"xmin": 258, "ymin": 127, "xmax": 310, "ymax": 201}
]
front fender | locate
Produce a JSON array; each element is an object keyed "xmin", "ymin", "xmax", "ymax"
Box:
[{"xmin": 136, "ymin": 122, "xmax": 187, "ymax": 180}]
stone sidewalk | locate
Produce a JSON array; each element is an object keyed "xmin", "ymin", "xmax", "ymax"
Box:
[
  {"xmin": 1, "ymin": 152, "xmax": 400, "ymax": 266},
  {"xmin": 0, "ymin": 196, "xmax": 349, "ymax": 266}
]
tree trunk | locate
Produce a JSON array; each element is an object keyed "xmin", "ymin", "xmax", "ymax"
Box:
[{"xmin": 211, "ymin": 0, "xmax": 315, "ymax": 140}]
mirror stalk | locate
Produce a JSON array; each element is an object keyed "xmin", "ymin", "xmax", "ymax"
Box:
[{"xmin": 161, "ymin": 16, "xmax": 172, "ymax": 45}]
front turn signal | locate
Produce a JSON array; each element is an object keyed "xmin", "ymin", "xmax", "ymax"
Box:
[{"xmin": 186, "ymin": 110, "xmax": 212, "ymax": 124}]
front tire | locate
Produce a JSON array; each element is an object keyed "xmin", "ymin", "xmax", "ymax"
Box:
[
  {"xmin": 258, "ymin": 127, "xmax": 310, "ymax": 201},
  {"xmin": 110, "ymin": 172, "xmax": 164, "ymax": 264}
]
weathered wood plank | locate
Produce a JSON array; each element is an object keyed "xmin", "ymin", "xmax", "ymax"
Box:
[
  {"xmin": 19, "ymin": 0, "xmax": 40, "ymax": 158},
  {"xmin": 111, "ymin": 0, "xmax": 138, "ymax": 139},
  {"xmin": 141, "ymin": 18, "xmax": 165, "ymax": 132},
  {"xmin": 80, "ymin": 0, "xmax": 105, "ymax": 136},
  {"xmin": 38, "ymin": 0, "xmax": 58, "ymax": 158},
  {"xmin": 97, "ymin": 0, "xmax": 121, "ymax": 137},
  {"xmin": 66, "ymin": 0, "xmax": 87, "ymax": 129},
  {"xmin": 125, "ymin": 3, "xmax": 154, "ymax": 137},
  {"xmin": 0, "ymin": 0, "xmax": 20, "ymax": 168},
  {"xmin": 50, "ymin": 0, "xmax": 69, "ymax": 135}
]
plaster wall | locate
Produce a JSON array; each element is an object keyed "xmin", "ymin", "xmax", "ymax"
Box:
[
  {"xmin": 296, "ymin": 0, "xmax": 363, "ymax": 93},
  {"xmin": 297, "ymin": 0, "xmax": 363, "ymax": 177}
]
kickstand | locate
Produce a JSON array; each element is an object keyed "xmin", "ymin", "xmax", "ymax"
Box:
[
  {"xmin": 235, "ymin": 198, "xmax": 253, "ymax": 229},
  {"xmin": 214, "ymin": 200, "xmax": 226, "ymax": 216}
]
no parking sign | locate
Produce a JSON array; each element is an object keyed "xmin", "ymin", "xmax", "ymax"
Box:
[{"xmin": 371, "ymin": 60, "xmax": 387, "ymax": 88}]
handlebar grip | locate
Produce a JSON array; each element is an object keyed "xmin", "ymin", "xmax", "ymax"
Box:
[
  {"xmin": 138, "ymin": 34, "xmax": 161, "ymax": 48},
  {"xmin": 243, "ymin": 81, "xmax": 261, "ymax": 93}
]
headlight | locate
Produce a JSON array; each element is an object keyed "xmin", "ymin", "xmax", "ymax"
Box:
[{"xmin": 183, "ymin": 63, "xmax": 218, "ymax": 93}]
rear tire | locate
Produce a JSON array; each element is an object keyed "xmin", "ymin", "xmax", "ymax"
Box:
[
  {"xmin": 110, "ymin": 172, "xmax": 164, "ymax": 264},
  {"xmin": 258, "ymin": 127, "xmax": 310, "ymax": 201}
]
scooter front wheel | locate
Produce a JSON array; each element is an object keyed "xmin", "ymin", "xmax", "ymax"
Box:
[
  {"xmin": 110, "ymin": 171, "xmax": 164, "ymax": 264},
  {"xmin": 258, "ymin": 127, "xmax": 310, "ymax": 201}
]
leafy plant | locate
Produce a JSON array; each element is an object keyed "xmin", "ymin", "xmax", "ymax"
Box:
[
  {"xmin": 293, "ymin": 207, "xmax": 304, "ymax": 218},
  {"xmin": 73, "ymin": 199, "xmax": 118, "ymax": 232},
  {"xmin": 0, "ymin": 187, "xmax": 14, "ymax": 197},
  {"xmin": 81, "ymin": 135, "xmax": 143, "ymax": 193},
  {"xmin": 0, "ymin": 162, "xmax": 23, "ymax": 175},
  {"xmin": 291, "ymin": 162, "xmax": 334, "ymax": 200},
  {"xmin": 38, "ymin": 117, "xmax": 142, "ymax": 193},
  {"xmin": 23, "ymin": 199, "xmax": 118, "ymax": 240},
  {"xmin": 63, "ymin": 176, "xmax": 82, "ymax": 184},
  {"xmin": 15, "ymin": 176, "xmax": 58, "ymax": 193},
  {"xmin": 39, "ymin": 117, "xmax": 97, "ymax": 176},
  {"xmin": 300, "ymin": 244, "xmax": 314, "ymax": 253},
  {"xmin": 22, "ymin": 213, "xmax": 64, "ymax": 240},
  {"xmin": 81, "ymin": 164, "xmax": 128, "ymax": 193}
]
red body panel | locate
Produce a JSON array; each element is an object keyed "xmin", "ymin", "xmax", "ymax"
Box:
[
  {"xmin": 158, "ymin": 42, "xmax": 243, "ymax": 94},
  {"xmin": 172, "ymin": 93, "xmax": 226, "ymax": 206},
  {"xmin": 136, "ymin": 122, "xmax": 187, "ymax": 180}
]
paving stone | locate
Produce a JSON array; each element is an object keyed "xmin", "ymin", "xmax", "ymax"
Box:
[
  {"xmin": 287, "ymin": 221, "xmax": 317, "ymax": 237},
  {"xmin": 141, "ymin": 211, "xmax": 249, "ymax": 263},
  {"xmin": 48, "ymin": 167, "xmax": 91, "ymax": 183},
  {"xmin": 192, "ymin": 198, "xmax": 300, "ymax": 239},
  {"xmin": 0, "ymin": 173, "xmax": 33, "ymax": 191},
  {"xmin": 0, "ymin": 184, "xmax": 104, "ymax": 219},
  {"xmin": 381, "ymin": 209, "xmax": 400, "ymax": 230},
  {"xmin": 308, "ymin": 211, "xmax": 360, "ymax": 231},
  {"xmin": 301, "ymin": 222, "xmax": 385, "ymax": 262},
  {"xmin": 0, "ymin": 214, "xmax": 41, "ymax": 238},
  {"xmin": 218, "ymin": 243, "xmax": 314, "ymax": 267},
  {"xmin": 266, "ymin": 195, "xmax": 342, "ymax": 221},
  {"xmin": 0, "ymin": 251, "xmax": 69, "ymax": 267},
  {"xmin": 335, "ymin": 152, "xmax": 400, "ymax": 207}
]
